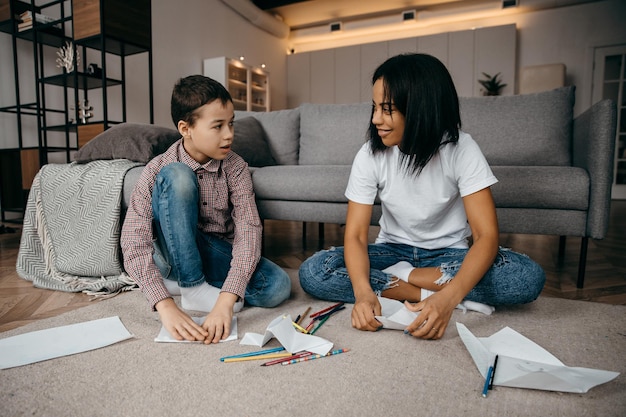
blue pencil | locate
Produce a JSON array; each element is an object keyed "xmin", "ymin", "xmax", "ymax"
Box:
[
  {"xmin": 482, "ymin": 356, "xmax": 497, "ymax": 397},
  {"xmin": 220, "ymin": 346, "xmax": 286, "ymax": 362}
]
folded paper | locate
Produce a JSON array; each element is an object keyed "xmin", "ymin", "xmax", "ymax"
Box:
[
  {"xmin": 456, "ymin": 322, "xmax": 619, "ymax": 393},
  {"xmin": 240, "ymin": 314, "xmax": 333, "ymax": 355},
  {"xmin": 155, "ymin": 316, "xmax": 237, "ymax": 343},
  {"xmin": 375, "ymin": 297, "xmax": 419, "ymax": 330},
  {"xmin": 0, "ymin": 316, "xmax": 133, "ymax": 369}
]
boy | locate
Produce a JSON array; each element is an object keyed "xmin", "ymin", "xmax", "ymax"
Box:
[{"xmin": 121, "ymin": 75, "xmax": 291, "ymax": 344}]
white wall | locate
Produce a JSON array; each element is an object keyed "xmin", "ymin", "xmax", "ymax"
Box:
[
  {"xmin": 150, "ymin": 0, "xmax": 626, "ymax": 118},
  {"xmin": 0, "ymin": 0, "xmax": 624, "ymax": 146},
  {"xmin": 514, "ymin": 0, "xmax": 625, "ymax": 114},
  {"xmin": 282, "ymin": 0, "xmax": 625, "ymax": 116},
  {"xmin": 0, "ymin": 0, "xmax": 289, "ymax": 150},
  {"xmin": 150, "ymin": 0, "xmax": 288, "ymax": 127}
]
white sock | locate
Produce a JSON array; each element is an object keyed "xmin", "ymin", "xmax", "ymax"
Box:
[
  {"xmin": 233, "ymin": 298, "xmax": 244, "ymax": 313},
  {"xmin": 180, "ymin": 282, "xmax": 244, "ymax": 313},
  {"xmin": 382, "ymin": 261, "xmax": 414, "ymax": 282},
  {"xmin": 421, "ymin": 288, "xmax": 435, "ymax": 300},
  {"xmin": 458, "ymin": 300, "xmax": 495, "ymax": 315},
  {"xmin": 163, "ymin": 279, "xmax": 181, "ymax": 296},
  {"xmin": 181, "ymin": 283, "xmax": 221, "ymax": 312},
  {"xmin": 419, "ymin": 288, "xmax": 494, "ymax": 315}
]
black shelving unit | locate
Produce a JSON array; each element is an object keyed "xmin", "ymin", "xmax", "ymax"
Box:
[{"xmin": 0, "ymin": 0, "xmax": 153, "ymax": 221}]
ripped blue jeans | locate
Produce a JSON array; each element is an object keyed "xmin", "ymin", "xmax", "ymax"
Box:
[{"xmin": 298, "ymin": 243, "xmax": 545, "ymax": 305}]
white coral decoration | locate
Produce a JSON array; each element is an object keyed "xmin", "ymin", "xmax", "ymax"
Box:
[{"xmin": 56, "ymin": 41, "xmax": 79, "ymax": 72}]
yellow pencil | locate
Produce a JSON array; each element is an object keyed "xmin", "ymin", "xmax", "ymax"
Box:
[
  {"xmin": 223, "ymin": 352, "xmax": 293, "ymax": 363},
  {"xmin": 292, "ymin": 321, "xmax": 309, "ymax": 334}
]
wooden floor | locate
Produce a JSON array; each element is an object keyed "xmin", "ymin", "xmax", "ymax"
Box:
[{"xmin": 1, "ymin": 200, "xmax": 624, "ymax": 333}]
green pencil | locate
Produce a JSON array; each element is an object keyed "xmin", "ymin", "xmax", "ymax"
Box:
[{"xmin": 310, "ymin": 314, "xmax": 330, "ymax": 335}]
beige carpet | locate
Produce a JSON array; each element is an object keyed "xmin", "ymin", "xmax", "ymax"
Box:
[{"xmin": 1, "ymin": 269, "xmax": 624, "ymax": 417}]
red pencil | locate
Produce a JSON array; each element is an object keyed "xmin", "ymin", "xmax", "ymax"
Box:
[
  {"xmin": 310, "ymin": 302, "xmax": 344, "ymax": 319},
  {"xmin": 260, "ymin": 351, "xmax": 312, "ymax": 366}
]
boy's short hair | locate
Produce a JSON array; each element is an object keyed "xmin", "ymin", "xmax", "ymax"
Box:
[{"xmin": 171, "ymin": 75, "xmax": 233, "ymax": 127}]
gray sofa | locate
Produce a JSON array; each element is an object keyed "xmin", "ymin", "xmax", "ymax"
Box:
[{"xmin": 115, "ymin": 86, "xmax": 615, "ymax": 288}]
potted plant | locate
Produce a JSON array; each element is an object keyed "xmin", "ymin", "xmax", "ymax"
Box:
[{"xmin": 478, "ymin": 72, "xmax": 507, "ymax": 96}]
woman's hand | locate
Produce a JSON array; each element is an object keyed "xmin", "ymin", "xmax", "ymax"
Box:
[
  {"xmin": 156, "ymin": 298, "xmax": 209, "ymax": 342},
  {"xmin": 403, "ymin": 291, "xmax": 457, "ymax": 340},
  {"xmin": 351, "ymin": 291, "xmax": 383, "ymax": 331}
]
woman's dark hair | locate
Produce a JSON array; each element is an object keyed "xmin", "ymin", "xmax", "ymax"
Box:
[
  {"xmin": 369, "ymin": 53, "xmax": 461, "ymax": 175},
  {"xmin": 171, "ymin": 75, "xmax": 232, "ymax": 127}
]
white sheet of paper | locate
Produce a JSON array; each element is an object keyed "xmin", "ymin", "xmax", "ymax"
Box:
[
  {"xmin": 0, "ymin": 316, "xmax": 134, "ymax": 369},
  {"xmin": 375, "ymin": 297, "xmax": 419, "ymax": 330},
  {"xmin": 154, "ymin": 316, "xmax": 237, "ymax": 343},
  {"xmin": 239, "ymin": 314, "xmax": 333, "ymax": 355},
  {"xmin": 456, "ymin": 322, "xmax": 620, "ymax": 393}
]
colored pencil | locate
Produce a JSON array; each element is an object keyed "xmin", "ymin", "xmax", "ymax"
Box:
[
  {"xmin": 296, "ymin": 307, "xmax": 311, "ymax": 325},
  {"xmin": 482, "ymin": 355, "xmax": 497, "ymax": 397},
  {"xmin": 309, "ymin": 314, "xmax": 330, "ymax": 335},
  {"xmin": 292, "ymin": 321, "xmax": 309, "ymax": 334},
  {"xmin": 310, "ymin": 302, "xmax": 344, "ymax": 319},
  {"xmin": 305, "ymin": 320, "xmax": 316, "ymax": 332},
  {"xmin": 261, "ymin": 351, "xmax": 313, "ymax": 366},
  {"xmin": 488, "ymin": 355, "xmax": 499, "ymax": 390},
  {"xmin": 219, "ymin": 346, "xmax": 285, "ymax": 362},
  {"xmin": 223, "ymin": 352, "xmax": 293, "ymax": 363},
  {"xmin": 281, "ymin": 348, "xmax": 350, "ymax": 365},
  {"xmin": 316, "ymin": 305, "xmax": 346, "ymax": 320}
]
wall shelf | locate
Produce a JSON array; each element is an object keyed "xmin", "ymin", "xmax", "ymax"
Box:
[
  {"xmin": 203, "ymin": 56, "xmax": 270, "ymax": 112},
  {"xmin": 41, "ymin": 72, "xmax": 122, "ymax": 89}
]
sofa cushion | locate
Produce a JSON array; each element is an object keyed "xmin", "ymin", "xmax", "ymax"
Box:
[
  {"xmin": 490, "ymin": 166, "xmax": 589, "ymax": 210},
  {"xmin": 74, "ymin": 123, "xmax": 180, "ymax": 163},
  {"xmin": 235, "ymin": 108, "xmax": 300, "ymax": 165},
  {"xmin": 460, "ymin": 86, "xmax": 575, "ymax": 166},
  {"xmin": 231, "ymin": 117, "xmax": 276, "ymax": 167},
  {"xmin": 252, "ymin": 165, "xmax": 351, "ymax": 202},
  {"xmin": 299, "ymin": 103, "xmax": 371, "ymax": 165}
]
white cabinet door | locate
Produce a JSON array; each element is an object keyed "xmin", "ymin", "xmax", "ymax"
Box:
[
  {"xmin": 360, "ymin": 41, "xmax": 389, "ymax": 102},
  {"xmin": 474, "ymin": 24, "xmax": 516, "ymax": 96},
  {"xmin": 285, "ymin": 24, "xmax": 517, "ymax": 107},
  {"xmin": 287, "ymin": 52, "xmax": 310, "ymax": 108},
  {"xmin": 311, "ymin": 49, "xmax": 335, "ymax": 103},
  {"xmin": 335, "ymin": 45, "xmax": 361, "ymax": 104},
  {"xmin": 448, "ymin": 30, "xmax": 475, "ymax": 98}
]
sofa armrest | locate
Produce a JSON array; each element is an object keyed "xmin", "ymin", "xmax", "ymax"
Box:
[{"xmin": 572, "ymin": 99, "xmax": 617, "ymax": 239}]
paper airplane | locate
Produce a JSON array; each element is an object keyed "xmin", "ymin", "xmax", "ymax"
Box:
[
  {"xmin": 239, "ymin": 314, "xmax": 333, "ymax": 355},
  {"xmin": 456, "ymin": 322, "xmax": 619, "ymax": 393}
]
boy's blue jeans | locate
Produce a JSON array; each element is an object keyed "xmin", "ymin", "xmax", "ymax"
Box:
[
  {"xmin": 151, "ymin": 163, "xmax": 290, "ymax": 308},
  {"xmin": 299, "ymin": 243, "xmax": 545, "ymax": 305}
]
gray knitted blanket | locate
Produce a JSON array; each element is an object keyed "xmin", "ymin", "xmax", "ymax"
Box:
[{"xmin": 16, "ymin": 160, "xmax": 141, "ymax": 296}]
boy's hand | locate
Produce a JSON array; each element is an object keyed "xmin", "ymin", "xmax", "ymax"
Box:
[
  {"xmin": 202, "ymin": 292, "xmax": 238, "ymax": 344},
  {"xmin": 156, "ymin": 298, "xmax": 209, "ymax": 342}
]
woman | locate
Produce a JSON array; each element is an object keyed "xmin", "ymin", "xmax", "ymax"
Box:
[{"xmin": 299, "ymin": 53, "xmax": 545, "ymax": 340}]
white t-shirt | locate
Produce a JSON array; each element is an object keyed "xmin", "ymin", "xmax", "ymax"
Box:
[{"xmin": 345, "ymin": 132, "xmax": 497, "ymax": 250}]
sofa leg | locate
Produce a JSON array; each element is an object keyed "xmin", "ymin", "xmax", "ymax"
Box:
[
  {"xmin": 302, "ymin": 222, "xmax": 307, "ymax": 249},
  {"xmin": 318, "ymin": 223, "xmax": 325, "ymax": 249},
  {"xmin": 576, "ymin": 237, "xmax": 589, "ymax": 289},
  {"xmin": 558, "ymin": 236, "xmax": 566, "ymax": 265}
]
